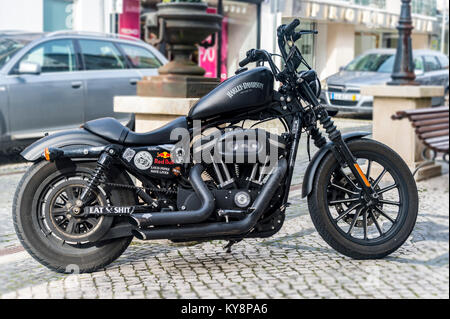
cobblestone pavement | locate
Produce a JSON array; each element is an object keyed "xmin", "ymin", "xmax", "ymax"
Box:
[{"xmin": 0, "ymin": 118, "xmax": 448, "ymax": 299}]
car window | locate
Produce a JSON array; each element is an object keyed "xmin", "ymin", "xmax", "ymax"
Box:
[
  {"xmin": 371, "ymin": 55, "xmax": 423, "ymax": 73},
  {"xmin": 414, "ymin": 57, "xmax": 424, "ymax": 72},
  {"xmin": 0, "ymin": 37, "xmax": 31, "ymax": 70},
  {"xmin": 79, "ymin": 39, "xmax": 126, "ymax": 70},
  {"xmin": 346, "ymin": 53, "xmax": 392, "ymax": 72},
  {"xmin": 119, "ymin": 43, "xmax": 162, "ymax": 69},
  {"xmin": 423, "ymin": 55, "xmax": 441, "ymax": 72},
  {"xmin": 16, "ymin": 39, "xmax": 76, "ymax": 73},
  {"xmin": 436, "ymin": 55, "xmax": 449, "ymax": 69}
]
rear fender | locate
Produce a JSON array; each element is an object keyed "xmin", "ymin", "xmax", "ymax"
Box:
[
  {"xmin": 21, "ymin": 129, "xmax": 109, "ymax": 162},
  {"xmin": 301, "ymin": 131, "xmax": 371, "ymax": 198}
]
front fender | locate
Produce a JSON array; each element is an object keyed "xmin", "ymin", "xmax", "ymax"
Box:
[
  {"xmin": 21, "ymin": 128, "xmax": 109, "ymax": 161},
  {"xmin": 301, "ymin": 131, "xmax": 371, "ymax": 198}
]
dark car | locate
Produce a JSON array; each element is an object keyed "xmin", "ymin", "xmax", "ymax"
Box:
[
  {"xmin": 320, "ymin": 49, "xmax": 449, "ymax": 115},
  {"xmin": 0, "ymin": 31, "xmax": 167, "ymax": 153}
]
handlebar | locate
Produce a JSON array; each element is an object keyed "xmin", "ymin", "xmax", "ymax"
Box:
[
  {"xmin": 237, "ymin": 20, "xmax": 318, "ymax": 80},
  {"xmin": 284, "ymin": 19, "xmax": 300, "ymax": 36},
  {"xmin": 238, "ymin": 49, "xmax": 280, "ymax": 78},
  {"xmin": 292, "ymin": 30, "xmax": 318, "ymax": 42},
  {"xmin": 239, "ymin": 55, "xmax": 253, "ymax": 68}
]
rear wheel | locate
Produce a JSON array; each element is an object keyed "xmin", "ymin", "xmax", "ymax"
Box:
[
  {"xmin": 308, "ymin": 139, "xmax": 418, "ymax": 259},
  {"xmin": 13, "ymin": 160, "xmax": 136, "ymax": 273}
]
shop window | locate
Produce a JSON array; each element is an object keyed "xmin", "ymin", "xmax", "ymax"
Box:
[
  {"xmin": 411, "ymin": 0, "xmax": 436, "ymax": 16},
  {"xmin": 43, "ymin": 0, "xmax": 74, "ymax": 32},
  {"xmin": 16, "ymin": 39, "xmax": 76, "ymax": 73},
  {"xmin": 355, "ymin": 32, "xmax": 380, "ymax": 57},
  {"xmin": 352, "ymin": 0, "xmax": 386, "ymax": 9},
  {"xmin": 119, "ymin": 44, "xmax": 162, "ymax": 69},
  {"xmin": 79, "ymin": 40, "xmax": 126, "ymax": 70},
  {"xmin": 223, "ymin": 1, "xmax": 258, "ymax": 75}
]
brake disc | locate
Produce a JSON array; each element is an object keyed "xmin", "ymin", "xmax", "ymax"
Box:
[{"xmin": 330, "ymin": 176, "xmax": 382, "ymax": 227}]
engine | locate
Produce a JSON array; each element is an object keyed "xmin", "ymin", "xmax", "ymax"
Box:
[{"xmin": 177, "ymin": 128, "xmax": 287, "ymax": 222}]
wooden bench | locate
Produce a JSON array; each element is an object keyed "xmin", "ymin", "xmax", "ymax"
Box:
[{"xmin": 392, "ymin": 106, "xmax": 449, "ymax": 175}]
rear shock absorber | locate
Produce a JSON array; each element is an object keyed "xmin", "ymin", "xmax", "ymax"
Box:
[{"xmin": 79, "ymin": 150, "xmax": 114, "ymax": 203}]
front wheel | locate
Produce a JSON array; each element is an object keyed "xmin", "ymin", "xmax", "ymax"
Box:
[{"xmin": 308, "ymin": 139, "xmax": 418, "ymax": 259}]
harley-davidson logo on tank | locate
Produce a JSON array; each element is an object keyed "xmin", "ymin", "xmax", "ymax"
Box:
[
  {"xmin": 121, "ymin": 146, "xmax": 182, "ymax": 178},
  {"xmin": 226, "ymin": 82, "xmax": 264, "ymax": 99}
]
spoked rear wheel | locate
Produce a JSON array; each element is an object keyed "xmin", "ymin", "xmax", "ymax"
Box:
[
  {"xmin": 308, "ymin": 139, "xmax": 418, "ymax": 259},
  {"xmin": 13, "ymin": 160, "xmax": 135, "ymax": 273}
]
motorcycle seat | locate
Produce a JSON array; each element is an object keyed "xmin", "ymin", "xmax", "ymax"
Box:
[{"xmin": 83, "ymin": 117, "xmax": 188, "ymax": 145}]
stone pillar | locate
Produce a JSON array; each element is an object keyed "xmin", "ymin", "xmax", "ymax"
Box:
[
  {"xmin": 114, "ymin": 96, "xmax": 197, "ymax": 133},
  {"xmin": 361, "ymin": 85, "xmax": 444, "ymax": 180}
]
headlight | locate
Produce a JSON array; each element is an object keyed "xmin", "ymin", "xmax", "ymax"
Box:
[{"xmin": 320, "ymin": 79, "xmax": 328, "ymax": 91}]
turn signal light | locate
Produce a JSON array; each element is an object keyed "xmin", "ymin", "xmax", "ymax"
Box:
[{"xmin": 44, "ymin": 148, "xmax": 51, "ymax": 161}]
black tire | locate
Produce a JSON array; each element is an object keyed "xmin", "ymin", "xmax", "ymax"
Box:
[
  {"xmin": 13, "ymin": 160, "xmax": 136, "ymax": 273},
  {"xmin": 307, "ymin": 139, "xmax": 418, "ymax": 259}
]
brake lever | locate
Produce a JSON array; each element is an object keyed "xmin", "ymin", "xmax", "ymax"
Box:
[{"xmin": 292, "ymin": 30, "xmax": 318, "ymax": 42}]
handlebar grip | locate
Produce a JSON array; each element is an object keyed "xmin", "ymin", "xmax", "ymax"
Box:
[
  {"xmin": 285, "ymin": 19, "xmax": 300, "ymax": 35},
  {"xmin": 239, "ymin": 56, "xmax": 252, "ymax": 68}
]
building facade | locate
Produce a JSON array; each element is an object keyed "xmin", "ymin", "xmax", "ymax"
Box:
[
  {"xmin": 1, "ymin": 0, "xmax": 445, "ymax": 82},
  {"xmin": 0, "ymin": 0, "xmax": 136, "ymax": 36},
  {"xmin": 264, "ymin": 0, "xmax": 445, "ymax": 79}
]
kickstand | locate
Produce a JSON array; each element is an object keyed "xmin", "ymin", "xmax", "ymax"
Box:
[{"xmin": 223, "ymin": 240, "xmax": 241, "ymax": 253}]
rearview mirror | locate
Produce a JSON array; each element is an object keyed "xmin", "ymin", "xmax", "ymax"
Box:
[{"xmin": 18, "ymin": 61, "xmax": 41, "ymax": 75}]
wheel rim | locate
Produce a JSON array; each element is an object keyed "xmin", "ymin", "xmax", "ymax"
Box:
[
  {"xmin": 33, "ymin": 169, "xmax": 113, "ymax": 247},
  {"xmin": 46, "ymin": 180, "xmax": 106, "ymax": 241},
  {"xmin": 325, "ymin": 154, "xmax": 406, "ymax": 245}
]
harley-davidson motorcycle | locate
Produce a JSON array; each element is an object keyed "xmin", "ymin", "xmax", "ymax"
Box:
[{"xmin": 13, "ymin": 19, "xmax": 418, "ymax": 273}]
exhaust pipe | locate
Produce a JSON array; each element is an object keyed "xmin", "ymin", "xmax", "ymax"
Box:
[
  {"xmin": 133, "ymin": 158, "xmax": 287, "ymax": 240},
  {"xmin": 129, "ymin": 164, "xmax": 215, "ymax": 227}
]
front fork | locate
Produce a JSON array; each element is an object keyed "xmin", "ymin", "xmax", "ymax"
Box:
[
  {"xmin": 314, "ymin": 106, "xmax": 377, "ymax": 199},
  {"xmin": 296, "ymin": 78, "xmax": 377, "ymax": 200}
]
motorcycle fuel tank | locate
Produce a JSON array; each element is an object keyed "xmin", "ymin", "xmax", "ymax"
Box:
[{"xmin": 188, "ymin": 67, "xmax": 274, "ymax": 120}]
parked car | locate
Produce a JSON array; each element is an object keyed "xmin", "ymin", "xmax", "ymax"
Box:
[
  {"xmin": 320, "ymin": 49, "xmax": 449, "ymax": 115},
  {"xmin": 0, "ymin": 31, "xmax": 167, "ymax": 152}
]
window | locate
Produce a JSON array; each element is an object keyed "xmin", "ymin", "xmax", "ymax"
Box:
[
  {"xmin": 414, "ymin": 57, "xmax": 424, "ymax": 73},
  {"xmin": 79, "ymin": 40, "xmax": 126, "ymax": 70},
  {"xmin": 423, "ymin": 55, "xmax": 441, "ymax": 72},
  {"xmin": 119, "ymin": 44, "xmax": 162, "ymax": 69},
  {"xmin": 346, "ymin": 53, "xmax": 392, "ymax": 72},
  {"xmin": 352, "ymin": 54, "xmax": 423, "ymax": 74},
  {"xmin": 16, "ymin": 39, "xmax": 76, "ymax": 73},
  {"xmin": 436, "ymin": 55, "xmax": 449, "ymax": 69},
  {"xmin": 352, "ymin": 0, "xmax": 386, "ymax": 9},
  {"xmin": 0, "ymin": 38, "xmax": 31, "ymax": 70}
]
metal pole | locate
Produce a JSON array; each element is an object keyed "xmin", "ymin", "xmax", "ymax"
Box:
[
  {"xmin": 216, "ymin": 0, "xmax": 223, "ymax": 80},
  {"xmin": 441, "ymin": 2, "xmax": 447, "ymax": 54},
  {"xmin": 388, "ymin": 0, "xmax": 417, "ymax": 86},
  {"xmin": 256, "ymin": 3, "xmax": 261, "ymax": 49}
]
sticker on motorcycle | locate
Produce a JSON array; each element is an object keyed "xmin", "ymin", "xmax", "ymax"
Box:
[
  {"xmin": 157, "ymin": 151, "xmax": 171, "ymax": 159},
  {"xmin": 122, "ymin": 148, "xmax": 136, "ymax": 162},
  {"xmin": 134, "ymin": 151, "xmax": 153, "ymax": 170}
]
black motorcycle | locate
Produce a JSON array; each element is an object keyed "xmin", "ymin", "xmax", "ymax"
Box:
[{"xmin": 13, "ymin": 19, "xmax": 418, "ymax": 273}]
